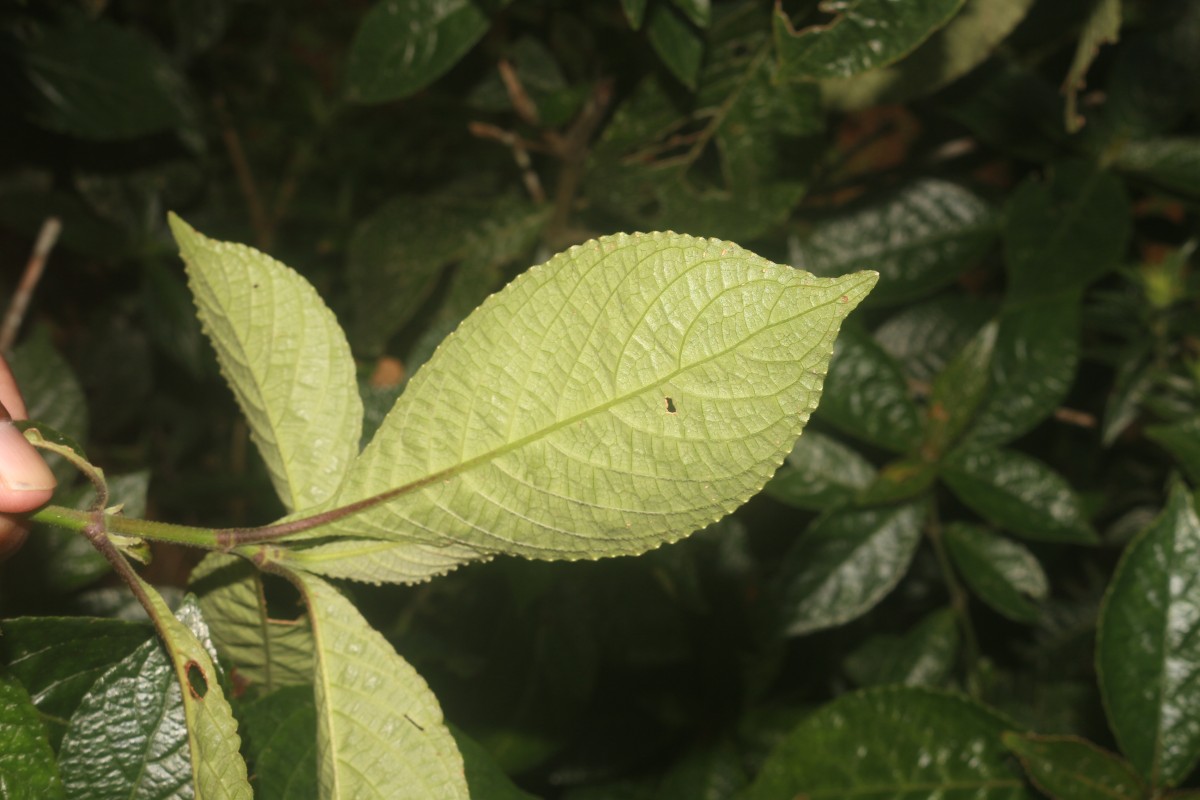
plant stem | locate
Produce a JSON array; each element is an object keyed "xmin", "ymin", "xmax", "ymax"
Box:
[{"xmin": 925, "ymin": 507, "xmax": 982, "ymax": 688}]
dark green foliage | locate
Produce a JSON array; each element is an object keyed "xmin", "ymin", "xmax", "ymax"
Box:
[{"xmin": 3, "ymin": 0, "xmax": 1200, "ymax": 797}]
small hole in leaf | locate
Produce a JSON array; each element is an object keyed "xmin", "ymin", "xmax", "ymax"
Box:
[
  {"xmin": 186, "ymin": 661, "xmax": 208, "ymax": 699},
  {"xmin": 664, "ymin": 397, "xmax": 676, "ymax": 414}
]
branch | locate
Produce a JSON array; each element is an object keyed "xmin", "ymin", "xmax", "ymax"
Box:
[{"xmin": 1, "ymin": 217, "xmax": 61, "ymax": 353}]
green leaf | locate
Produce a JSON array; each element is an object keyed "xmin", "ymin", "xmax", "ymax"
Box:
[
  {"xmin": 190, "ymin": 553, "xmax": 313, "ymax": 693},
  {"xmin": 765, "ymin": 430, "xmax": 876, "ymax": 511},
  {"xmin": 645, "ymin": 2, "xmax": 704, "ymax": 89},
  {"xmin": 818, "ymin": 324, "xmax": 923, "ymax": 453},
  {"xmin": 57, "ymin": 637, "xmax": 194, "ymax": 799},
  {"xmin": 1115, "ymin": 138, "xmax": 1200, "ymax": 202},
  {"xmin": 773, "ymin": 0, "xmax": 967, "ymax": 81},
  {"xmin": 819, "ymin": 0, "xmax": 1037, "ymax": 110},
  {"xmin": 1062, "ymin": 0, "xmax": 1121, "ymax": 132},
  {"xmin": 843, "ymin": 608, "xmax": 960, "ymax": 688},
  {"xmin": 1003, "ymin": 733, "xmax": 1144, "ymax": 800},
  {"xmin": 239, "ymin": 686, "xmax": 318, "ymax": 800},
  {"xmin": 774, "ymin": 503, "xmax": 923, "ymax": 637},
  {"xmin": 622, "ymin": 0, "xmax": 649, "ymax": 29},
  {"xmin": 925, "ymin": 321, "xmax": 998, "ymax": 454},
  {"xmin": 0, "ymin": 672, "xmax": 65, "ymax": 800},
  {"xmin": 941, "ymin": 447, "xmax": 1098, "ymax": 544},
  {"xmin": 279, "ymin": 538, "xmax": 487, "ymax": 584},
  {"xmin": 1147, "ymin": 417, "xmax": 1200, "ymax": 486},
  {"xmin": 669, "ymin": 0, "xmax": 710, "ymax": 29},
  {"xmin": 170, "ymin": 213, "xmax": 361, "ymax": 513},
  {"xmin": 16, "ymin": 11, "xmax": 190, "ymax": 139},
  {"xmin": 0, "ymin": 617, "xmax": 149, "ymax": 750},
  {"xmin": 1004, "ymin": 161, "xmax": 1131, "ymax": 302},
  {"xmin": 345, "ymin": 0, "xmax": 501, "ymax": 103},
  {"xmin": 790, "ymin": 179, "xmax": 996, "ymax": 306},
  {"xmin": 452, "ymin": 726, "xmax": 539, "ymax": 800},
  {"xmin": 136, "ymin": 587, "xmax": 253, "ymax": 799},
  {"xmin": 966, "ymin": 295, "xmax": 1081, "ymax": 447},
  {"xmin": 313, "ymin": 233, "xmax": 876, "ymax": 563},
  {"xmin": 1097, "ymin": 485, "xmax": 1200, "ymax": 788},
  {"xmin": 743, "ymin": 687, "xmax": 1030, "ymax": 799},
  {"xmin": 944, "ymin": 523, "xmax": 1048, "ymax": 623},
  {"xmin": 289, "ymin": 572, "xmax": 469, "ymax": 799},
  {"xmin": 874, "ymin": 295, "xmax": 996, "ymax": 384},
  {"xmin": 9, "ymin": 326, "xmax": 89, "ymax": 483}
]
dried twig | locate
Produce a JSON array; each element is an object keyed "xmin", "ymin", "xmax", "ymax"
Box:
[{"xmin": 0, "ymin": 217, "xmax": 61, "ymax": 353}]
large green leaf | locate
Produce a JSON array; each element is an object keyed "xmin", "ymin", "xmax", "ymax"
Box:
[
  {"xmin": 1146, "ymin": 416, "xmax": 1200, "ymax": 486},
  {"xmin": 1097, "ymin": 485, "xmax": 1200, "ymax": 789},
  {"xmin": 790, "ymin": 179, "xmax": 996, "ymax": 306},
  {"xmin": 290, "ymin": 572, "xmax": 468, "ymax": 799},
  {"xmin": 279, "ymin": 538, "xmax": 486, "ymax": 584},
  {"xmin": 774, "ymin": 0, "xmax": 966, "ymax": 81},
  {"xmin": 843, "ymin": 608, "xmax": 960, "ymax": 688},
  {"xmin": 239, "ymin": 686, "xmax": 318, "ymax": 800},
  {"xmin": 774, "ymin": 503, "xmax": 923, "ymax": 637},
  {"xmin": 944, "ymin": 522, "xmax": 1047, "ymax": 623},
  {"xmin": 190, "ymin": 553, "xmax": 312, "ymax": 692},
  {"xmin": 743, "ymin": 687, "xmax": 1031, "ymax": 799},
  {"xmin": 941, "ymin": 447, "xmax": 1098, "ymax": 544},
  {"xmin": 1004, "ymin": 161, "xmax": 1130, "ymax": 301},
  {"xmin": 645, "ymin": 2, "xmax": 704, "ymax": 88},
  {"xmin": 924, "ymin": 321, "xmax": 997, "ymax": 454},
  {"xmin": 1003, "ymin": 733, "xmax": 1144, "ymax": 800},
  {"xmin": 1115, "ymin": 138, "xmax": 1200, "ymax": 202},
  {"xmin": 0, "ymin": 672, "xmax": 64, "ymax": 800},
  {"xmin": 345, "ymin": 0, "xmax": 502, "ymax": 103},
  {"xmin": 874, "ymin": 295, "xmax": 996, "ymax": 383},
  {"xmin": 308, "ymin": 233, "xmax": 876, "ymax": 562},
  {"xmin": 170, "ymin": 214, "xmax": 361, "ymax": 513},
  {"xmin": 765, "ymin": 430, "xmax": 876, "ymax": 511},
  {"xmin": 0, "ymin": 617, "xmax": 149, "ymax": 750}
]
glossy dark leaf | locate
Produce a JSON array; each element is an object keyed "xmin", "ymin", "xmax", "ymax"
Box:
[
  {"xmin": 967, "ymin": 295, "xmax": 1081, "ymax": 447},
  {"xmin": 941, "ymin": 447, "xmax": 1098, "ymax": 544},
  {"xmin": 925, "ymin": 321, "xmax": 997, "ymax": 455},
  {"xmin": 1003, "ymin": 733, "xmax": 1144, "ymax": 800},
  {"xmin": 645, "ymin": 4, "xmax": 704, "ymax": 91},
  {"xmin": 1004, "ymin": 160, "xmax": 1131, "ymax": 301},
  {"xmin": 819, "ymin": 325, "xmax": 923, "ymax": 453},
  {"xmin": 944, "ymin": 523, "xmax": 1047, "ymax": 623},
  {"xmin": 773, "ymin": 0, "xmax": 966, "ymax": 80},
  {"xmin": 1147, "ymin": 417, "xmax": 1200, "ymax": 486},
  {"xmin": 874, "ymin": 295, "xmax": 996, "ymax": 384},
  {"xmin": 0, "ymin": 672, "xmax": 65, "ymax": 799},
  {"xmin": 239, "ymin": 686, "xmax": 318, "ymax": 800},
  {"xmin": 764, "ymin": 430, "xmax": 876, "ymax": 511},
  {"xmin": 345, "ymin": 0, "xmax": 503, "ymax": 103},
  {"xmin": 1115, "ymin": 138, "xmax": 1200, "ymax": 202},
  {"xmin": 843, "ymin": 608, "xmax": 960, "ymax": 688},
  {"xmin": 790, "ymin": 179, "xmax": 996, "ymax": 306},
  {"xmin": 1097, "ymin": 485, "xmax": 1200, "ymax": 788},
  {"xmin": 856, "ymin": 458, "xmax": 939, "ymax": 506},
  {"xmin": 0, "ymin": 617, "xmax": 150, "ymax": 750},
  {"xmin": 774, "ymin": 503, "xmax": 924, "ymax": 637},
  {"xmin": 743, "ymin": 687, "xmax": 1031, "ymax": 799}
]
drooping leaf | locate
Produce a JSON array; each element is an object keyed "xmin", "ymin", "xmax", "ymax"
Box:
[
  {"xmin": 944, "ymin": 523, "xmax": 1048, "ymax": 623},
  {"xmin": 819, "ymin": 0, "xmax": 1037, "ymax": 110},
  {"xmin": 1004, "ymin": 160, "xmax": 1131, "ymax": 301},
  {"xmin": 170, "ymin": 213, "xmax": 361, "ymax": 512},
  {"xmin": 765, "ymin": 430, "xmax": 877, "ymax": 511},
  {"xmin": 345, "ymin": 0, "xmax": 504, "ymax": 103},
  {"xmin": 239, "ymin": 686, "xmax": 318, "ymax": 800},
  {"xmin": 1003, "ymin": 733, "xmax": 1144, "ymax": 800},
  {"xmin": 1147, "ymin": 417, "xmax": 1200, "ymax": 486},
  {"xmin": 774, "ymin": 502, "xmax": 923, "ymax": 637},
  {"xmin": 743, "ymin": 687, "xmax": 1030, "ymax": 799},
  {"xmin": 817, "ymin": 324, "xmax": 923, "ymax": 453},
  {"xmin": 843, "ymin": 608, "xmax": 960, "ymax": 688},
  {"xmin": 1115, "ymin": 138, "xmax": 1200, "ymax": 202},
  {"xmin": 190, "ymin": 553, "xmax": 312, "ymax": 693},
  {"xmin": 645, "ymin": 2, "xmax": 704, "ymax": 89},
  {"xmin": 309, "ymin": 233, "xmax": 876, "ymax": 563},
  {"xmin": 789, "ymin": 179, "xmax": 996, "ymax": 306},
  {"xmin": 941, "ymin": 447, "xmax": 1098, "ymax": 544},
  {"xmin": 289, "ymin": 572, "xmax": 469, "ymax": 799},
  {"xmin": 966, "ymin": 295, "xmax": 1081, "ymax": 447},
  {"xmin": 924, "ymin": 321, "xmax": 997, "ymax": 455},
  {"xmin": 1062, "ymin": 0, "xmax": 1121, "ymax": 132},
  {"xmin": 15, "ymin": 11, "xmax": 190, "ymax": 139},
  {"xmin": 0, "ymin": 672, "xmax": 65, "ymax": 800},
  {"xmin": 773, "ymin": 0, "xmax": 967, "ymax": 81},
  {"xmin": 1097, "ymin": 485, "xmax": 1200, "ymax": 788},
  {"xmin": 0, "ymin": 617, "xmax": 150, "ymax": 750}
]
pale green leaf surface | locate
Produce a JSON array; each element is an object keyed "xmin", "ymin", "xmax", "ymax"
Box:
[
  {"xmin": 0, "ymin": 672, "xmax": 64, "ymax": 800},
  {"xmin": 743, "ymin": 686, "xmax": 1030, "ymax": 799},
  {"xmin": 190, "ymin": 554, "xmax": 312, "ymax": 692},
  {"xmin": 820, "ymin": 0, "xmax": 1036, "ymax": 110},
  {"xmin": 774, "ymin": 0, "xmax": 966, "ymax": 81},
  {"xmin": 136, "ymin": 584, "xmax": 252, "ymax": 799},
  {"xmin": 292, "ymin": 572, "xmax": 468, "ymax": 799},
  {"xmin": 170, "ymin": 214, "xmax": 361, "ymax": 512},
  {"xmin": 316, "ymin": 233, "xmax": 877, "ymax": 560},
  {"xmin": 279, "ymin": 538, "xmax": 486, "ymax": 585},
  {"xmin": 1097, "ymin": 485, "xmax": 1200, "ymax": 788}
]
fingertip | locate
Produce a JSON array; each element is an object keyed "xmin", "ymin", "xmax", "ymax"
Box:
[
  {"xmin": 0, "ymin": 515, "xmax": 30, "ymax": 562},
  {"xmin": 0, "ymin": 421, "xmax": 56, "ymax": 512}
]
